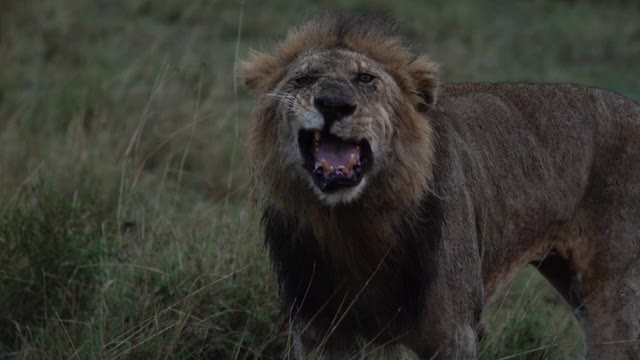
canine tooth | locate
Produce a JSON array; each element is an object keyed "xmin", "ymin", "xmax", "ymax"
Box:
[
  {"xmin": 314, "ymin": 131, "xmax": 321, "ymax": 141},
  {"xmin": 321, "ymin": 159, "xmax": 330, "ymax": 172},
  {"xmin": 347, "ymin": 154, "xmax": 356, "ymax": 171},
  {"xmin": 356, "ymin": 146, "xmax": 361, "ymax": 154}
]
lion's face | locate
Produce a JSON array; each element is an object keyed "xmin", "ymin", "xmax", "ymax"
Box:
[
  {"xmin": 270, "ymin": 49, "xmax": 402, "ymax": 204},
  {"xmin": 243, "ymin": 14, "xmax": 439, "ymax": 209}
]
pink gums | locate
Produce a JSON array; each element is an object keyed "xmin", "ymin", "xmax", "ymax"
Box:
[{"xmin": 314, "ymin": 136, "xmax": 360, "ymax": 176}]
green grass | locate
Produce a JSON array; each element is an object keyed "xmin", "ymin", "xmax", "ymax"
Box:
[{"xmin": 1, "ymin": 0, "xmax": 638, "ymax": 358}]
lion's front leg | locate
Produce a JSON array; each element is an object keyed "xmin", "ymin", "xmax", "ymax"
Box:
[
  {"xmin": 408, "ymin": 323, "xmax": 478, "ymax": 360},
  {"xmin": 406, "ymin": 313, "xmax": 480, "ymax": 360},
  {"xmin": 402, "ymin": 243, "xmax": 484, "ymax": 360},
  {"xmin": 405, "ymin": 187, "xmax": 484, "ymax": 359}
]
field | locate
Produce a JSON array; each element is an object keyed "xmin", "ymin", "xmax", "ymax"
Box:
[{"xmin": 1, "ymin": 0, "xmax": 639, "ymax": 358}]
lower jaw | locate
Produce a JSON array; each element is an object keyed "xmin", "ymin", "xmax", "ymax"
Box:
[
  {"xmin": 312, "ymin": 176, "xmax": 362, "ymax": 193},
  {"xmin": 310, "ymin": 177, "xmax": 367, "ymax": 205}
]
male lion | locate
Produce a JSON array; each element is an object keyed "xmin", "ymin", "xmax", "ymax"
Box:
[{"xmin": 242, "ymin": 14, "xmax": 640, "ymax": 359}]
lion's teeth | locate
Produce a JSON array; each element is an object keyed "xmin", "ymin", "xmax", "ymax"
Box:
[
  {"xmin": 314, "ymin": 131, "xmax": 321, "ymax": 141},
  {"xmin": 321, "ymin": 159, "xmax": 330, "ymax": 172},
  {"xmin": 356, "ymin": 146, "xmax": 361, "ymax": 154},
  {"xmin": 347, "ymin": 154, "xmax": 356, "ymax": 171}
]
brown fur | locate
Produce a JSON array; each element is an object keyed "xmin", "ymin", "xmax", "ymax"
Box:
[{"xmin": 243, "ymin": 13, "xmax": 640, "ymax": 359}]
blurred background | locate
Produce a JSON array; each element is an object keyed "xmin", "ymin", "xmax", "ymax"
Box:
[{"xmin": 1, "ymin": 0, "xmax": 638, "ymax": 358}]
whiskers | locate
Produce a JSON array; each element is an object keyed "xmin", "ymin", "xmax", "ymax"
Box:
[{"xmin": 267, "ymin": 90, "xmax": 297, "ymax": 109}]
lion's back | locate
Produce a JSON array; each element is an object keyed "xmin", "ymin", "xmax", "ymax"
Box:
[
  {"xmin": 435, "ymin": 82, "xmax": 640, "ymax": 228},
  {"xmin": 438, "ymin": 82, "xmax": 640, "ymax": 156}
]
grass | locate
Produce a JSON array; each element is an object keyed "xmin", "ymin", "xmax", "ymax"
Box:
[{"xmin": 1, "ymin": 0, "xmax": 638, "ymax": 358}]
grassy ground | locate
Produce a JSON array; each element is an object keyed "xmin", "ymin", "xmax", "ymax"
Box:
[{"xmin": 1, "ymin": 0, "xmax": 639, "ymax": 358}]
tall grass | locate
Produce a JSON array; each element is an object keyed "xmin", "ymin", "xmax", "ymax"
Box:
[{"xmin": 1, "ymin": 0, "xmax": 638, "ymax": 358}]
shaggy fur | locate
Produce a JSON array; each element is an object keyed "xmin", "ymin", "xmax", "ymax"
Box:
[{"xmin": 242, "ymin": 13, "xmax": 640, "ymax": 359}]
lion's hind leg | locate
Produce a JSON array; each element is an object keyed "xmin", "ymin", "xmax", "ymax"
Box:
[
  {"xmin": 579, "ymin": 256, "xmax": 640, "ymax": 360},
  {"xmin": 570, "ymin": 209, "xmax": 640, "ymax": 360},
  {"xmin": 534, "ymin": 222, "xmax": 640, "ymax": 359}
]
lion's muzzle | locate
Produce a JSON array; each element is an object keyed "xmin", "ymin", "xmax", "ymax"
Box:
[{"xmin": 294, "ymin": 81, "xmax": 373, "ymax": 194}]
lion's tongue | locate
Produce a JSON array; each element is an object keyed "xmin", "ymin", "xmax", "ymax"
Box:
[{"xmin": 315, "ymin": 136, "xmax": 360, "ymax": 176}]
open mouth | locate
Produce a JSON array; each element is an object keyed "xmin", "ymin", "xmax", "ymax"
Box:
[{"xmin": 299, "ymin": 130, "xmax": 372, "ymax": 192}]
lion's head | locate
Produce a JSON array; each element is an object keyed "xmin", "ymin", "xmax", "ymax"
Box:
[{"xmin": 243, "ymin": 14, "xmax": 439, "ymax": 209}]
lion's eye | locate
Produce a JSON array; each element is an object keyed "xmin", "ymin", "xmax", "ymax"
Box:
[
  {"xmin": 294, "ymin": 76, "xmax": 318, "ymax": 86},
  {"xmin": 356, "ymin": 73, "xmax": 375, "ymax": 84}
]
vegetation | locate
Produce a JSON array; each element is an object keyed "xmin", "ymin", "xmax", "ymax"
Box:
[{"xmin": 1, "ymin": 0, "xmax": 638, "ymax": 358}]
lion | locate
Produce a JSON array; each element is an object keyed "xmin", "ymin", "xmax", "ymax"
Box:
[{"xmin": 241, "ymin": 13, "xmax": 640, "ymax": 359}]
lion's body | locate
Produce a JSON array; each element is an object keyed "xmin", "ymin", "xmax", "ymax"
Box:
[
  {"xmin": 243, "ymin": 14, "xmax": 640, "ymax": 359},
  {"xmin": 436, "ymin": 83, "xmax": 640, "ymax": 358}
]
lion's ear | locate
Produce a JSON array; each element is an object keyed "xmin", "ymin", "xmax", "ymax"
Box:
[
  {"xmin": 407, "ymin": 56, "xmax": 439, "ymax": 111},
  {"xmin": 240, "ymin": 50, "xmax": 279, "ymax": 93}
]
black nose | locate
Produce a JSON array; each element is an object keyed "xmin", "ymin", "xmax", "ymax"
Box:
[{"xmin": 314, "ymin": 96, "xmax": 357, "ymax": 122}]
